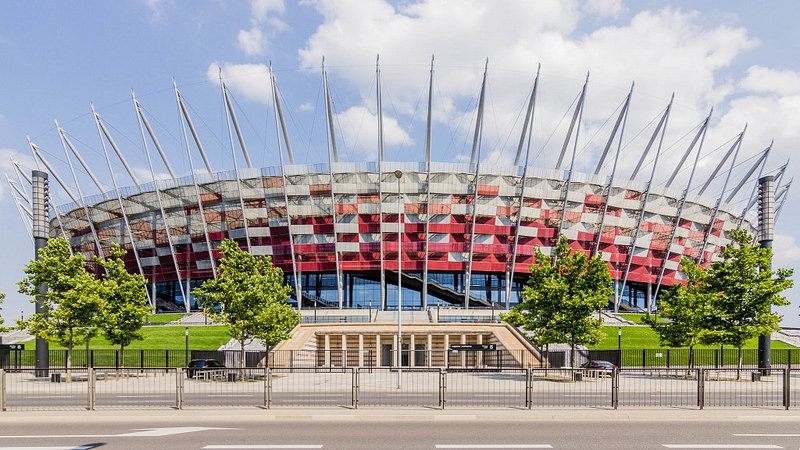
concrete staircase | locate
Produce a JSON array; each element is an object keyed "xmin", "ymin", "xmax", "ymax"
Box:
[
  {"xmin": 372, "ymin": 310, "xmax": 431, "ymax": 323},
  {"xmin": 0, "ymin": 329, "xmax": 32, "ymax": 344}
]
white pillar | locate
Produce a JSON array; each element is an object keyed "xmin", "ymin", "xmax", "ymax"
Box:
[
  {"xmin": 358, "ymin": 334, "xmax": 364, "ymax": 367},
  {"xmin": 376, "ymin": 334, "xmax": 381, "ymax": 367},
  {"xmin": 427, "ymin": 334, "xmax": 433, "ymax": 367},
  {"xmin": 410, "ymin": 334, "xmax": 416, "ymax": 368},
  {"xmin": 444, "ymin": 334, "xmax": 449, "ymax": 367},
  {"xmin": 461, "ymin": 334, "xmax": 467, "ymax": 367},
  {"xmin": 394, "ymin": 334, "xmax": 399, "ymax": 367},
  {"xmin": 324, "ymin": 334, "xmax": 331, "ymax": 367},
  {"xmin": 477, "ymin": 334, "xmax": 483, "ymax": 368},
  {"xmin": 341, "ymin": 334, "xmax": 347, "ymax": 367}
]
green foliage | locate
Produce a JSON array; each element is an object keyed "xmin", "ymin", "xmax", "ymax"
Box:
[
  {"xmin": 704, "ymin": 229, "xmax": 793, "ymax": 353},
  {"xmin": 506, "ymin": 236, "xmax": 611, "ymax": 352},
  {"xmin": 0, "ymin": 291, "xmax": 7, "ymax": 333},
  {"xmin": 192, "ymin": 239, "xmax": 301, "ymax": 366},
  {"xmin": 17, "ymin": 238, "xmax": 104, "ymax": 370},
  {"xmin": 96, "ymin": 243, "xmax": 152, "ymax": 353},
  {"xmin": 643, "ymin": 257, "xmax": 712, "ymax": 366}
]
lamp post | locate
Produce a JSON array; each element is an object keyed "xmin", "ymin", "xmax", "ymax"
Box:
[
  {"xmin": 617, "ymin": 326, "xmax": 622, "ymax": 352},
  {"xmin": 395, "ymin": 169, "xmax": 403, "ymax": 388}
]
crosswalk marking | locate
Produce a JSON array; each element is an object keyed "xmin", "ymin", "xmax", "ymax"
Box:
[
  {"xmin": 202, "ymin": 446, "xmax": 323, "ymax": 449},
  {"xmin": 435, "ymin": 446, "xmax": 553, "ymax": 449},
  {"xmin": 662, "ymin": 445, "xmax": 783, "ymax": 449}
]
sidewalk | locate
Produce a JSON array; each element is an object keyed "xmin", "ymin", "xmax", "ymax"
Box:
[{"xmin": 3, "ymin": 407, "xmax": 800, "ymax": 424}]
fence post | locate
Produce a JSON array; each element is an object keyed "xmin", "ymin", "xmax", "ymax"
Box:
[
  {"xmin": 641, "ymin": 349, "xmax": 646, "ymax": 368},
  {"xmin": 115, "ymin": 351, "xmax": 119, "ymax": 370},
  {"xmin": 140, "ymin": 350, "xmax": 144, "ymax": 370},
  {"xmin": 0, "ymin": 369, "xmax": 5, "ymax": 412},
  {"xmin": 87, "ymin": 368, "xmax": 95, "ymax": 411},
  {"xmin": 439, "ymin": 368, "xmax": 446, "ymax": 410},
  {"xmin": 697, "ymin": 368, "xmax": 704, "ymax": 410},
  {"xmin": 166, "ymin": 349, "xmax": 170, "ymax": 368},
  {"xmin": 176, "ymin": 368, "xmax": 184, "ymax": 410},
  {"xmin": 666, "ymin": 350, "xmax": 670, "ymax": 368},
  {"xmin": 784, "ymin": 367, "xmax": 790, "ymax": 410}
]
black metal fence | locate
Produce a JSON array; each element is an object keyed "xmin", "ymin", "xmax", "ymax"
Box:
[
  {"xmin": 541, "ymin": 348, "xmax": 800, "ymax": 369},
  {"xmin": 2, "ymin": 367, "xmax": 797, "ymax": 411}
]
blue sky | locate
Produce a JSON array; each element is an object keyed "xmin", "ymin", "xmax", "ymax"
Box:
[{"xmin": 1, "ymin": 0, "xmax": 799, "ymax": 323}]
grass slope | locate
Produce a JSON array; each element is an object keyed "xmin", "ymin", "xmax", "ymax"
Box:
[
  {"xmin": 590, "ymin": 325, "xmax": 797, "ymax": 350},
  {"xmin": 21, "ymin": 325, "xmax": 231, "ymax": 350},
  {"xmin": 145, "ymin": 313, "xmax": 186, "ymax": 325}
]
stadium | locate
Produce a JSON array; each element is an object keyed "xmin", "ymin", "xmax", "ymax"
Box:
[{"xmin": 13, "ymin": 65, "xmax": 774, "ymax": 316}]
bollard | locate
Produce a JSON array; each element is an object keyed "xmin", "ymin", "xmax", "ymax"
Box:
[
  {"xmin": 87, "ymin": 368, "xmax": 96, "ymax": 411},
  {"xmin": 352, "ymin": 368, "xmax": 359, "ymax": 409},
  {"xmin": 439, "ymin": 368, "xmax": 446, "ymax": 410},
  {"xmin": 266, "ymin": 367, "xmax": 272, "ymax": 409},
  {"xmin": 526, "ymin": 368, "xmax": 532, "ymax": 409},
  {"xmin": 697, "ymin": 369, "xmax": 704, "ymax": 410},
  {"xmin": 611, "ymin": 368, "xmax": 619, "ymax": 409},
  {"xmin": 0, "ymin": 369, "xmax": 5, "ymax": 412},
  {"xmin": 176, "ymin": 368, "xmax": 184, "ymax": 410},
  {"xmin": 784, "ymin": 368, "xmax": 790, "ymax": 410}
]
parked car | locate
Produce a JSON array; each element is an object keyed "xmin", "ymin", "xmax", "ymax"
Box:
[
  {"xmin": 187, "ymin": 359, "xmax": 225, "ymax": 378},
  {"xmin": 581, "ymin": 360, "xmax": 617, "ymax": 372}
]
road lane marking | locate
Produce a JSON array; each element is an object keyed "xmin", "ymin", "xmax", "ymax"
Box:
[
  {"xmin": 203, "ymin": 446, "xmax": 323, "ymax": 449},
  {"xmin": 0, "ymin": 427, "xmax": 236, "ymax": 439},
  {"xmin": 662, "ymin": 445, "xmax": 782, "ymax": 449},
  {"xmin": 0, "ymin": 447, "xmax": 97, "ymax": 450},
  {"xmin": 734, "ymin": 434, "xmax": 800, "ymax": 437},
  {"xmin": 435, "ymin": 446, "xmax": 553, "ymax": 449}
]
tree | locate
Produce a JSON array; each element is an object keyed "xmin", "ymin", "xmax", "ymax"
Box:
[
  {"xmin": 505, "ymin": 236, "xmax": 611, "ymax": 366},
  {"xmin": 643, "ymin": 257, "xmax": 712, "ymax": 368},
  {"xmin": 703, "ymin": 229, "xmax": 793, "ymax": 372},
  {"xmin": 96, "ymin": 243, "xmax": 151, "ymax": 366},
  {"xmin": 18, "ymin": 238, "xmax": 104, "ymax": 379},
  {"xmin": 192, "ymin": 239, "xmax": 301, "ymax": 369},
  {"xmin": 0, "ymin": 291, "xmax": 8, "ymax": 333}
]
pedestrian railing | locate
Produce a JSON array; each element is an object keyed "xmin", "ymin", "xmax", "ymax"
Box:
[{"xmin": 1, "ymin": 367, "xmax": 798, "ymax": 411}]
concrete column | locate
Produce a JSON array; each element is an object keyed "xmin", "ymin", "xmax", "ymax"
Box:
[
  {"xmin": 393, "ymin": 334, "xmax": 399, "ymax": 367},
  {"xmin": 427, "ymin": 334, "xmax": 433, "ymax": 367},
  {"xmin": 460, "ymin": 334, "xmax": 467, "ymax": 367},
  {"xmin": 358, "ymin": 334, "xmax": 364, "ymax": 367},
  {"xmin": 444, "ymin": 334, "xmax": 449, "ymax": 368},
  {"xmin": 376, "ymin": 334, "xmax": 381, "ymax": 367},
  {"xmin": 324, "ymin": 334, "xmax": 331, "ymax": 367},
  {"xmin": 341, "ymin": 334, "xmax": 347, "ymax": 367},
  {"xmin": 477, "ymin": 334, "xmax": 483, "ymax": 368},
  {"xmin": 410, "ymin": 334, "xmax": 416, "ymax": 368}
]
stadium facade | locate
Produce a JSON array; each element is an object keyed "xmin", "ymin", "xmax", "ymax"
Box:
[{"xmin": 12, "ymin": 63, "xmax": 775, "ymax": 314}]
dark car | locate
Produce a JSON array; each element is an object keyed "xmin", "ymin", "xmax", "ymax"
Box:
[
  {"xmin": 187, "ymin": 358, "xmax": 225, "ymax": 378},
  {"xmin": 581, "ymin": 360, "xmax": 617, "ymax": 371}
]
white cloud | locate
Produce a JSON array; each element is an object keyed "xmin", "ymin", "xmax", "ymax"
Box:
[
  {"xmin": 296, "ymin": 0, "xmax": 791, "ymax": 189},
  {"xmin": 143, "ymin": 0, "xmax": 171, "ymax": 22},
  {"xmin": 132, "ymin": 166, "xmax": 171, "ymax": 184},
  {"xmin": 774, "ymin": 233, "xmax": 800, "ymax": 268},
  {"xmin": 334, "ymin": 106, "xmax": 413, "ymax": 157},
  {"xmin": 0, "ymin": 148, "xmax": 36, "ymax": 201},
  {"xmin": 238, "ymin": 27, "xmax": 267, "ymax": 56},
  {"xmin": 740, "ymin": 65, "xmax": 800, "ymax": 96},
  {"xmin": 236, "ymin": 0, "xmax": 289, "ymax": 56},
  {"xmin": 584, "ymin": 0, "xmax": 626, "ymax": 18},
  {"xmin": 298, "ymin": 101, "xmax": 315, "ymax": 112},
  {"xmin": 251, "ymin": 0, "xmax": 285, "ymax": 21},
  {"xmin": 207, "ymin": 62, "xmax": 271, "ymax": 104}
]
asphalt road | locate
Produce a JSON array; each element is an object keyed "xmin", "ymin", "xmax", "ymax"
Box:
[{"xmin": 1, "ymin": 410, "xmax": 800, "ymax": 449}]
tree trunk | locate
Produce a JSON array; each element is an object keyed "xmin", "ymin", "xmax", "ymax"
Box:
[
  {"xmin": 737, "ymin": 347, "xmax": 743, "ymax": 381},
  {"xmin": 570, "ymin": 342, "xmax": 576, "ymax": 369},
  {"xmin": 120, "ymin": 345, "xmax": 125, "ymax": 370},
  {"xmin": 688, "ymin": 346, "xmax": 694, "ymax": 369},
  {"xmin": 239, "ymin": 338, "xmax": 246, "ymax": 380},
  {"xmin": 66, "ymin": 344, "xmax": 72, "ymax": 383}
]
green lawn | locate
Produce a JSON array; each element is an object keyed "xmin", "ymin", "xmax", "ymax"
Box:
[
  {"xmin": 145, "ymin": 313, "xmax": 186, "ymax": 325},
  {"xmin": 20, "ymin": 325, "xmax": 231, "ymax": 350},
  {"xmin": 590, "ymin": 325, "xmax": 797, "ymax": 350},
  {"xmin": 617, "ymin": 313, "xmax": 667, "ymax": 324}
]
